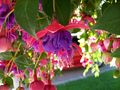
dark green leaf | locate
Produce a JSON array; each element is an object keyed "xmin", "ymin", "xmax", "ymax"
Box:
[
  {"xmin": 71, "ymin": 0, "xmax": 81, "ymax": 12},
  {"xmin": 2, "ymin": 76, "xmax": 13, "ymax": 88},
  {"xmin": 36, "ymin": 12, "xmax": 50, "ymax": 31},
  {"xmin": 93, "ymin": 4, "xmax": 120, "ymax": 35},
  {"xmin": 111, "ymin": 48, "xmax": 120, "ymax": 58},
  {"xmin": 0, "ymin": 69, "xmax": 4, "ymax": 79},
  {"xmin": 14, "ymin": 0, "xmax": 39, "ymax": 36},
  {"xmin": 40, "ymin": 52, "xmax": 47, "ymax": 59},
  {"xmin": 0, "ymin": 52, "xmax": 13, "ymax": 60},
  {"xmin": 42, "ymin": 0, "xmax": 72, "ymax": 25},
  {"xmin": 55, "ymin": 0, "xmax": 72, "ymax": 25},
  {"xmin": 42, "ymin": 0, "xmax": 53, "ymax": 19},
  {"xmin": 15, "ymin": 55, "xmax": 35, "ymax": 70},
  {"xmin": 102, "ymin": 2, "xmax": 111, "ymax": 14}
]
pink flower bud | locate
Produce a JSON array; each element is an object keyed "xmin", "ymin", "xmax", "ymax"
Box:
[
  {"xmin": 44, "ymin": 85, "xmax": 57, "ymax": 90},
  {"xmin": 29, "ymin": 80, "xmax": 44, "ymax": 90},
  {"xmin": 0, "ymin": 37, "xmax": 11, "ymax": 52},
  {"xmin": 103, "ymin": 38, "xmax": 110, "ymax": 50},
  {"xmin": 0, "ymin": 84, "xmax": 9, "ymax": 90},
  {"xmin": 112, "ymin": 38, "xmax": 120, "ymax": 51},
  {"xmin": 90, "ymin": 43, "xmax": 98, "ymax": 52},
  {"xmin": 98, "ymin": 40, "xmax": 107, "ymax": 52}
]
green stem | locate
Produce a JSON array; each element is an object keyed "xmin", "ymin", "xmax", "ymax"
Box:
[
  {"xmin": 34, "ymin": 54, "xmax": 41, "ymax": 69},
  {"xmin": 7, "ymin": 42, "xmax": 21, "ymax": 75},
  {"xmin": 53, "ymin": 0, "xmax": 55, "ymax": 13}
]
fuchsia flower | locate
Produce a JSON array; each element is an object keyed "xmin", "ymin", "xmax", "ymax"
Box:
[
  {"xmin": 29, "ymin": 71, "xmax": 45, "ymax": 90},
  {"xmin": 36, "ymin": 19, "xmax": 89, "ymax": 59}
]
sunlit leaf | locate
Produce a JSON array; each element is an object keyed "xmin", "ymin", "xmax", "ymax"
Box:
[
  {"xmin": 15, "ymin": 55, "xmax": 35, "ymax": 70},
  {"xmin": 93, "ymin": 3, "xmax": 120, "ymax": 35},
  {"xmin": 111, "ymin": 48, "xmax": 120, "ymax": 58}
]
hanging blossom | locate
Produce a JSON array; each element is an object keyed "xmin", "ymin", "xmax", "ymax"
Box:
[
  {"xmin": 36, "ymin": 19, "xmax": 89, "ymax": 66},
  {"xmin": 0, "ymin": 1, "xmax": 17, "ymax": 52}
]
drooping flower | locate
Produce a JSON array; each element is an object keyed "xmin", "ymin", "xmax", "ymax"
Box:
[
  {"xmin": 36, "ymin": 19, "xmax": 89, "ymax": 61},
  {"xmin": 0, "ymin": 26, "xmax": 17, "ymax": 52}
]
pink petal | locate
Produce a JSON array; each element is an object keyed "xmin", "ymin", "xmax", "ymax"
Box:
[
  {"xmin": 46, "ymin": 19, "xmax": 64, "ymax": 33},
  {"xmin": 40, "ymin": 59, "xmax": 48, "ymax": 66},
  {"xmin": 72, "ymin": 43, "xmax": 82, "ymax": 55},
  {"xmin": 84, "ymin": 16, "xmax": 95, "ymax": 24},
  {"xmin": 103, "ymin": 38, "xmax": 110, "ymax": 50},
  {"xmin": 112, "ymin": 38, "xmax": 120, "ymax": 51},
  {"xmin": 3, "ymin": 0, "xmax": 10, "ymax": 5},
  {"xmin": 38, "ymin": 40, "xmax": 44, "ymax": 53},
  {"xmin": 64, "ymin": 21, "xmax": 89, "ymax": 30},
  {"xmin": 36, "ymin": 29, "xmax": 48, "ymax": 39},
  {"xmin": 36, "ymin": 20, "xmax": 64, "ymax": 38}
]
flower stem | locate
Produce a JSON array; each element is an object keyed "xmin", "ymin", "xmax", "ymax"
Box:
[
  {"xmin": 5, "ymin": 42, "xmax": 21, "ymax": 75},
  {"xmin": 3, "ymin": 9, "xmax": 14, "ymax": 29}
]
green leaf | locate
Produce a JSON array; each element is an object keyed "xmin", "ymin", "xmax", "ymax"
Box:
[
  {"xmin": 0, "ymin": 52, "xmax": 13, "ymax": 60},
  {"xmin": 42, "ymin": 0, "xmax": 72, "ymax": 25},
  {"xmin": 102, "ymin": 2, "xmax": 111, "ymax": 14},
  {"xmin": 15, "ymin": 55, "xmax": 35, "ymax": 70},
  {"xmin": 42, "ymin": 0, "xmax": 53, "ymax": 19},
  {"xmin": 14, "ymin": 0, "xmax": 39, "ymax": 36},
  {"xmin": 36, "ymin": 12, "xmax": 50, "ymax": 32},
  {"xmin": 24, "ymin": 70, "xmax": 29, "ymax": 78},
  {"xmin": 2, "ymin": 76, "xmax": 13, "ymax": 88},
  {"xmin": 93, "ymin": 3, "xmax": 120, "ymax": 35},
  {"xmin": 55, "ymin": 0, "xmax": 72, "ymax": 25},
  {"xmin": 113, "ymin": 69, "xmax": 120, "ymax": 78},
  {"xmin": 40, "ymin": 52, "xmax": 47, "ymax": 59},
  {"xmin": 111, "ymin": 48, "xmax": 120, "ymax": 58},
  {"xmin": 0, "ymin": 69, "xmax": 4, "ymax": 79}
]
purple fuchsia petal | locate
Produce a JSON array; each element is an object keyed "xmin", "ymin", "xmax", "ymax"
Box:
[{"xmin": 42, "ymin": 30, "xmax": 72, "ymax": 53}]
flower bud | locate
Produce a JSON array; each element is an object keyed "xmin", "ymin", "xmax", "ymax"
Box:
[
  {"xmin": 0, "ymin": 84, "xmax": 9, "ymax": 90},
  {"xmin": 44, "ymin": 85, "xmax": 57, "ymax": 90},
  {"xmin": 29, "ymin": 80, "xmax": 44, "ymax": 90},
  {"xmin": 0, "ymin": 37, "xmax": 11, "ymax": 52}
]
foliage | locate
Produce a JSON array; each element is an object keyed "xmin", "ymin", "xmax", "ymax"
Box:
[{"xmin": 0, "ymin": 0, "xmax": 120, "ymax": 89}]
